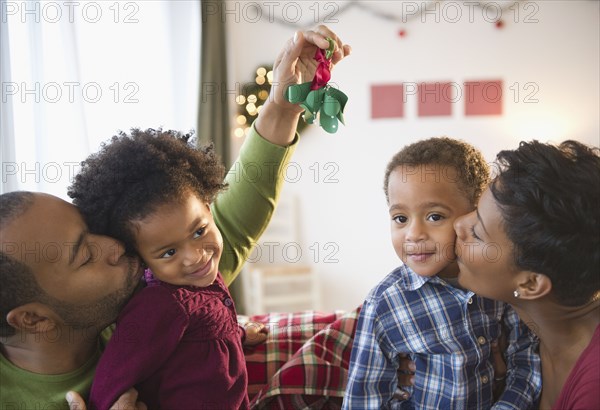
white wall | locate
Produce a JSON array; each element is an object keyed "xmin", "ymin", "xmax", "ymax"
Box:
[{"xmin": 227, "ymin": 1, "xmax": 600, "ymax": 311}]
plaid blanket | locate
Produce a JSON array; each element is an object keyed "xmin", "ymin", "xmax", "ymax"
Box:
[{"xmin": 244, "ymin": 307, "xmax": 361, "ymax": 409}]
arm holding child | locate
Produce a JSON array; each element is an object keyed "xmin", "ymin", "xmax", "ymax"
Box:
[
  {"xmin": 393, "ymin": 305, "xmax": 541, "ymax": 409},
  {"xmin": 491, "ymin": 305, "xmax": 541, "ymax": 409},
  {"xmin": 214, "ymin": 26, "xmax": 350, "ymax": 285}
]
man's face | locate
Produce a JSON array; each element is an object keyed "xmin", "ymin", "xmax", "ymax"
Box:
[{"xmin": 0, "ymin": 194, "xmax": 143, "ymax": 331}]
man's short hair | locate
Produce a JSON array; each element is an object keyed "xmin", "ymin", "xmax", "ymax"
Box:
[{"xmin": 0, "ymin": 191, "xmax": 45, "ymax": 337}]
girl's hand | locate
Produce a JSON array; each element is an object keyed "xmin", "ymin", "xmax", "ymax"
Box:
[{"xmin": 243, "ymin": 321, "xmax": 269, "ymax": 347}]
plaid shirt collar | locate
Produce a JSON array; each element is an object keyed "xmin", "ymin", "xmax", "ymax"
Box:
[{"xmin": 395, "ymin": 264, "xmax": 476, "ymax": 304}]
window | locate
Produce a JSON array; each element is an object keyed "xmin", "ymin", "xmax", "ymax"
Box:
[{"xmin": 2, "ymin": 1, "xmax": 200, "ymax": 198}]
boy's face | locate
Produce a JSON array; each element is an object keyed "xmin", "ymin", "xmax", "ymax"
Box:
[
  {"xmin": 387, "ymin": 165, "xmax": 473, "ymax": 278},
  {"xmin": 134, "ymin": 193, "xmax": 223, "ymax": 288}
]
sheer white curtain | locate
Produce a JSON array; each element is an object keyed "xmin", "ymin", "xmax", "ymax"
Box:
[{"xmin": 1, "ymin": 0, "xmax": 200, "ymax": 198}]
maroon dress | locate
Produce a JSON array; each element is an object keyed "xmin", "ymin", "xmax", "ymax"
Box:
[{"xmin": 89, "ymin": 272, "xmax": 248, "ymax": 410}]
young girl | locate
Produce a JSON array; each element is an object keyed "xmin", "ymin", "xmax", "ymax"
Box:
[{"xmin": 69, "ymin": 129, "xmax": 267, "ymax": 410}]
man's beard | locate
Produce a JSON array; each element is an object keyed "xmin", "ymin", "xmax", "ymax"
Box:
[{"xmin": 44, "ymin": 257, "xmax": 142, "ymax": 337}]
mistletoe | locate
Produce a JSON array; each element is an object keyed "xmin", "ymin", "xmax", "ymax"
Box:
[{"xmin": 286, "ymin": 37, "xmax": 348, "ymax": 134}]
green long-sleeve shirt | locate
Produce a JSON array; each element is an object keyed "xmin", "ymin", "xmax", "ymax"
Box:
[{"xmin": 214, "ymin": 123, "xmax": 298, "ymax": 285}]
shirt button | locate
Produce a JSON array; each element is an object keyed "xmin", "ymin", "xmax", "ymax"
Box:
[
  {"xmin": 477, "ymin": 336, "xmax": 487, "ymax": 345},
  {"xmin": 468, "ymin": 297, "xmax": 473, "ymax": 304},
  {"xmin": 224, "ymin": 298, "xmax": 233, "ymax": 306},
  {"xmin": 481, "ymin": 375, "xmax": 489, "ymax": 384}
]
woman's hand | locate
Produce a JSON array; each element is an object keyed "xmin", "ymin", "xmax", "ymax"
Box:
[
  {"xmin": 393, "ymin": 334, "xmax": 509, "ymax": 402},
  {"xmin": 491, "ymin": 337, "xmax": 508, "ymax": 401},
  {"xmin": 393, "ymin": 353, "xmax": 416, "ymax": 401}
]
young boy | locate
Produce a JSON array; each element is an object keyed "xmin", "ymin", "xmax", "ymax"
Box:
[{"xmin": 343, "ymin": 137, "xmax": 541, "ymax": 409}]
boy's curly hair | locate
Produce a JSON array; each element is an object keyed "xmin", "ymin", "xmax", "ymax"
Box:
[
  {"xmin": 68, "ymin": 128, "xmax": 227, "ymax": 252},
  {"xmin": 383, "ymin": 137, "xmax": 490, "ymax": 206}
]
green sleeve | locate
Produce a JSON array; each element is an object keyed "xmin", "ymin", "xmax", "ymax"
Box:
[{"xmin": 212, "ymin": 122, "xmax": 298, "ymax": 286}]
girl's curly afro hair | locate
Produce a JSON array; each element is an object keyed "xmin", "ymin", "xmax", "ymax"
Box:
[{"xmin": 68, "ymin": 128, "xmax": 227, "ymax": 252}]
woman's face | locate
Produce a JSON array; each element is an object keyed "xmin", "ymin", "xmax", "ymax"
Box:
[{"xmin": 454, "ymin": 187, "xmax": 521, "ymax": 302}]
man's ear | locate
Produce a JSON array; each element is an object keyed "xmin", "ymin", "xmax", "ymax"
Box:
[
  {"xmin": 6, "ymin": 303, "xmax": 59, "ymax": 334},
  {"xmin": 516, "ymin": 272, "xmax": 553, "ymax": 300}
]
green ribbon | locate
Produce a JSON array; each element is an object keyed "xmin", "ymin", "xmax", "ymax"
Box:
[{"xmin": 286, "ymin": 82, "xmax": 348, "ymax": 134}]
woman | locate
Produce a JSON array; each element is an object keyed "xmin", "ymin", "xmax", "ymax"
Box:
[{"xmin": 453, "ymin": 140, "xmax": 599, "ymax": 409}]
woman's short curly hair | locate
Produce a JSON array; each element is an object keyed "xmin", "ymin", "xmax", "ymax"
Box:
[
  {"xmin": 491, "ymin": 140, "xmax": 600, "ymax": 306},
  {"xmin": 383, "ymin": 137, "xmax": 490, "ymax": 206},
  {"xmin": 68, "ymin": 128, "xmax": 227, "ymax": 252}
]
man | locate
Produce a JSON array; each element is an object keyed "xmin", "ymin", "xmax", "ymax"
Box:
[{"xmin": 0, "ymin": 26, "xmax": 351, "ymax": 409}]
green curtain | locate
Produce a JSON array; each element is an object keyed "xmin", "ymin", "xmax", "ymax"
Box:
[
  {"xmin": 199, "ymin": 1, "xmax": 248, "ymax": 310},
  {"xmin": 198, "ymin": 0, "xmax": 231, "ymax": 167}
]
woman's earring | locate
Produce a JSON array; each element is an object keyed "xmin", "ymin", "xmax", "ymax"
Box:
[{"xmin": 513, "ymin": 290, "xmax": 520, "ymax": 298}]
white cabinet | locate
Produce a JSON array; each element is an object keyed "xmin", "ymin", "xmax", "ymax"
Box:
[
  {"xmin": 240, "ymin": 194, "xmax": 321, "ymax": 315},
  {"xmin": 242, "ymin": 264, "xmax": 320, "ymax": 315}
]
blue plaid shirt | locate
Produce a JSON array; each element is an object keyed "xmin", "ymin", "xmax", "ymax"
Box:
[{"xmin": 343, "ymin": 265, "xmax": 541, "ymax": 410}]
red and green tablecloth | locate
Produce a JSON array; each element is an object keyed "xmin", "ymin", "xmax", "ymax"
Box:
[{"xmin": 244, "ymin": 307, "xmax": 361, "ymax": 409}]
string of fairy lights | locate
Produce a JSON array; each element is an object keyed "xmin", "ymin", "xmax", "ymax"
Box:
[
  {"xmin": 256, "ymin": 0, "xmax": 526, "ymax": 30},
  {"xmin": 233, "ymin": 66, "xmax": 275, "ymax": 139},
  {"xmin": 234, "ymin": 1, "xmax": 527, "ymax": 137}
]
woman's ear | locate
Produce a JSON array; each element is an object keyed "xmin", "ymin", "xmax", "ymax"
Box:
[
  {"xmin": 6, "ymin": 303, "xmax": 59, "ymax": 335},
  {"xmin": 516, "ymin": 272, "xmax": 553, "ymax": 300}
]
